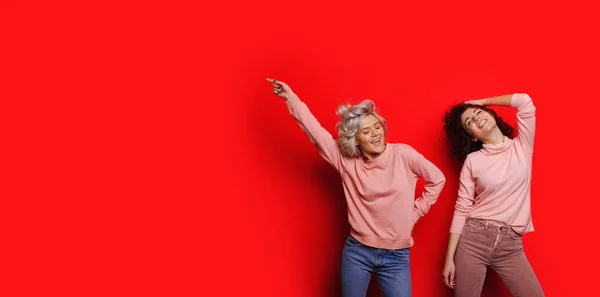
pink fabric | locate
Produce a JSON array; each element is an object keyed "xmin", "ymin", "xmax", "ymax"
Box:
[
  {"xmin": 450, "ymin": 94, "xmax": 536, "ymax": 235},
  {"xmin": 454, "ymin": 218, "xmax": 545, "ymax": 297},
  {"xmin": 285, "ymin": 97, "xmax": 446, "ymax": 249}
]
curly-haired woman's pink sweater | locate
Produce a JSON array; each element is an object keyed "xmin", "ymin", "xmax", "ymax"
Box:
[{"xmin": 450, "ymin": 93, "xmax": 537, "ymax": 235}]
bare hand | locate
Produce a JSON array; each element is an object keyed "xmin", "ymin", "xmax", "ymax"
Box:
[
  {"xmin": 442, "ymin": 260, "xmax": 456, "ymax": 289},
  {"xmin": 409, "ymin": 221, "xmax": 415, "ymax": 246},
  {"xmin": 465, "ymin": 99, "xmax": 484, "ymax": 106},
  {"xmin": 265, "ymin": 78, "xmax": 296, "ymax": 100}
]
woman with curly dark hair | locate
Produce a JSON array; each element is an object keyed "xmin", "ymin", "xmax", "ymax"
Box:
[{"xmin": 440, "ymin": 94, "xmax": 544, "ymax": 297}]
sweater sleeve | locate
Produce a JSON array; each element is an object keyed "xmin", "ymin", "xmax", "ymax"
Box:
[
  {"xmin": 407, "ymin": 147, "xmax": 446, "ymax": 224},
  {"xmin": 511, "ymin": 93, "xmax": 536, "ymax": 154},
  {"xmin": 285, "ymin": 96, "xmax": 342, "ymax": 170},
  {"xmin": 449, "ymin": 156, "xmax": 476, "ymax": 234}
]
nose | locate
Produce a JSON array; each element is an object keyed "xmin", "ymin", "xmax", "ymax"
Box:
[{"xmin": 372, "ymin": 129, "xmax": 381, "ymax": 138}]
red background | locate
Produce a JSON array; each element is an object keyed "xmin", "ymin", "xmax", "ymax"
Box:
[{"xmin": 2, "ymin": 1, "xmax": 598, "ymax": 296}]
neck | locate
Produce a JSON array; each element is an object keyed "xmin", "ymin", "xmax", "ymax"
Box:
[{"xmin": 481, "ymin": 127, "xmax": 505, "ymax": 145}]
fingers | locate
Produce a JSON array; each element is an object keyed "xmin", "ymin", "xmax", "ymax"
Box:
[
  {"xmin": 442, "ymin": 271, "xmax": 454, "ymax": 289},
  {"xmin": 273, "ymin": 84, "xmax": 283, "ymax": 93},
  {"xmin": 443, "ymin": 273, "xmax": 450, "ymax": 288},
  {"xmin": 266, "ymin": 78, "xmax": 290, "ymax": 90},
  {"xmin": 266, "ymin": 78, "xmax": 294, "ymax": 99},
  {"xmin": 278, "ymin": 82, "xmax": 290, "ymax": 91},
  {"xmin": 266, "ymin": 78, "xmax": 283, "ymax": 88},
  {"xmin": 266, "ymin": 78, "xmax": 287, "ymax": 95},
  {"xmin": 442, "ymin": 271, "xmax": 455, "ymax": 289},
  {"xmin": 266, "ymin": 78, "xmax": 282, "ymax": 89},
  {"xmin": 272, "ymin": 87, "xmax": 285, "ymax": 97},
  {"xmin": 465, "ymin": 99, "xmax": 483, "ymax": 106}
]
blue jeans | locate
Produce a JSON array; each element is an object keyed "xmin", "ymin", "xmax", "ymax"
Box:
[{"xmin": 340, "ymin": 235, "xmax": 412, "ymax": 297}]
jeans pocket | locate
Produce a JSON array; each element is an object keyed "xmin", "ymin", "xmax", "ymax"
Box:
[
  {"xmin": 464, "ymin": 221, "xmax": 485, "ymax": 233},
  {"xmin": 345, "ymin": 235, "xmax": 362, "ymax": 246},
  {"xmin": 509, "ymin": 227, "xmax": 523, "ymax": 239}
]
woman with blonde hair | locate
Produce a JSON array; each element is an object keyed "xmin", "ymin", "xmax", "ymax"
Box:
[{"xmin": 266, "ymin": 78, "xmax": 446, "ymax": 297}]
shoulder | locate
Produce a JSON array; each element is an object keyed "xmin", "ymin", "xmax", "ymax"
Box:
[
  {"xmin": 389, "ymin": 143, "xmax": 422, "ymax": 158},
  {"xmin": 389, "ymin": 142, "xmax": 410, "ymax": 152},
  {"xmin": 463, "ymin": 151, "xmax": 483, "ymax": 169},
  {"xmin": 467, "ymin": 149, "xmax": 484, "ymax": 159}
]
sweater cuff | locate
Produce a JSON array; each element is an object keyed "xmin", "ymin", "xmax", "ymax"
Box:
[{"xmin": 412, "ymin": 209, "xmax": 421, "ymax": 224}]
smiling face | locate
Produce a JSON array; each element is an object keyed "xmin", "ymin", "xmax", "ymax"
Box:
[
  {"xmin": 355, "ymin": 114, "xmax": 386, "ymax": 159},
  {"xmin": 460, "ymin": 107, "xmax": 498, "ymax": 141}
]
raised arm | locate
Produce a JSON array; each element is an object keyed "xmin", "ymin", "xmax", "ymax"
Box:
[
  {"xmin": 510, "ymin": 93, "xmax": 536, "ymax": 153},
  {"xmin": 468, "ymin": 94, "xmax": 513, "ymax": 107},
  {"xmin": 267, "ymin": 78, "xmax": 342, "ymax": 170},
  {"xmin": 468, "ymin": 93, "xmax": 536, "ymax": 153}
]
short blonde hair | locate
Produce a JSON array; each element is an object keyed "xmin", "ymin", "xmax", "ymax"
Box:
[{"xmin": 335, "ymin": 99, "xmax": 387, "ymax": 157}]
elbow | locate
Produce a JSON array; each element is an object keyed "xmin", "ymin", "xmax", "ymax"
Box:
[
  {"xmin": 437, "ymin": 174, "xmax": 447, "ymax": 188},
  {"xmin": 522, "ymin": 93, "xmax": 534, "ymax": 106},
  {"xmin": 516, "ymin": 93, "xmax": 534, "ymax": 105},
  {"xmin": 427, "ymin": 176, "xmax": 445, "ymax": 190},
  {"xmin": 512, "ymin": 93, "xmax": 536, "ymax": 113},
  {"xmin": 520, "ymin": 93, "xmax": 536, "ymax": 115}
]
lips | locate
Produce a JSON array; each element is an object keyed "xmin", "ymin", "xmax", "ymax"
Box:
[
  {"xmin": 371, "ymin": 138, "xmax": 381, "ymax": 145},
  {"xmin": 479, "ymin": 119, "xmax": 488, "ymax": 128}
]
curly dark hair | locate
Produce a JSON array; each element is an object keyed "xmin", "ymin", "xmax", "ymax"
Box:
[{"xmin": 443, "ymin": 103, "xmax": 515, "ymax": 162}]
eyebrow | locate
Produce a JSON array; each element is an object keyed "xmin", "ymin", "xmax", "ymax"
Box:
[
  {"xmin": 464, "ymin": 109, "xmax": 480, "ymax": 124},
  {"xmin": 360, "ymin": 121, "xmax": 381, "ymax": 131}
]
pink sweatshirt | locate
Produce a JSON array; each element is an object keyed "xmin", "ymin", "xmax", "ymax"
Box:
[
  {"xmin": 285, "ymin": 96, "xmax": 446, "ymax": 249},
  {"xmin": 450, "ymin": 93, "xmax": 536, "ymax": 235}
]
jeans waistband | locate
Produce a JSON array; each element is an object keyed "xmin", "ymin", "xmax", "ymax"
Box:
[{"xmin": 467, "ymin": 218, "xmax": 512, "ymax": 230}]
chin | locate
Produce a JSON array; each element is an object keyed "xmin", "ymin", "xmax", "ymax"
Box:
[
  {"xmin": 373, "ymin": 146, "xmax": 386, "ymax": 154},
  {"xmin": 483, "ymin": 125, "xmax": 496, "ymax": 133}
]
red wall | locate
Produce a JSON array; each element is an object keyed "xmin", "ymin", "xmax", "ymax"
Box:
[{"xmin": 3, "ymin": 1, "xmax": 598, "ymax": 296}]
